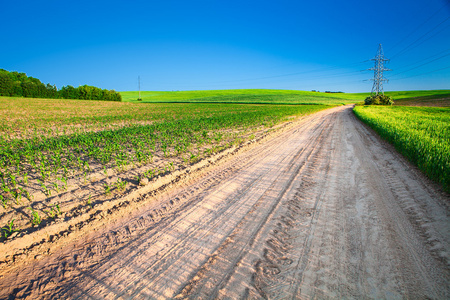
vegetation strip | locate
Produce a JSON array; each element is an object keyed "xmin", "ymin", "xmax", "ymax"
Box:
[
  {"xmin": 120, "ymin": 89, "xmax": 450, "ymax": 104},
  {"xmin": 353, "ymin": 105, "xmax": 450, "ymax": 192},
  {"xmin": 0, "ymin": 69, "xmax": 121, "ymax": 101}
]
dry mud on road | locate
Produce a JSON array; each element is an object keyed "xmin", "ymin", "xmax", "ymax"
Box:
[{"xmin": 1, "ymin": 105, "xmax": 449, "ymax": 299}]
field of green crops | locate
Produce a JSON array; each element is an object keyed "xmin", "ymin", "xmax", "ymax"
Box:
[
  {"xmin": 353, "ymin": 105, "xmax": 450, "ymax": 192},
  {"xmin": 0, "ymin": 96, "xmax": 331, "ymax": 239}
]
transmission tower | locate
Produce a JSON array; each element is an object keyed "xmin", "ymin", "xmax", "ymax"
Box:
[{"xmin": 369, "ymin": 44, "xmax": 391, "ymax": 95}]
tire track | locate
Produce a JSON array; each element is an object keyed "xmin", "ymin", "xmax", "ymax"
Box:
[{"xmin": 173, "ymin": 112, "xmax": 336, "ymax": 299}]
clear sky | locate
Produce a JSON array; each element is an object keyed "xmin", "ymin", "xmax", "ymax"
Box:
[{"xmin": 2, "ymin": 0, "xmax": 449, "ymax": 93}]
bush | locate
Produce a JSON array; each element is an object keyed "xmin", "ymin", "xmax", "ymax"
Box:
[{"xmin": 364, "ymin": 94, "xmax": 394, "ymax": 105}]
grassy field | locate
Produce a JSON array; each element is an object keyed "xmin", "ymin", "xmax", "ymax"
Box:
[
  {"xmin": 120, "ymin": 89, "xmax": 450, "ymax": 105},
  {"xmin": 0, "ymin": 96, "xmax": 331, "ymax": 240},
  {"xmin": 353, "ymin": 105, "xmax": 450, "ymax": 192},
  {"xmin": 120, "ymin": 89, "xmax": 365, "ymax": 105}
]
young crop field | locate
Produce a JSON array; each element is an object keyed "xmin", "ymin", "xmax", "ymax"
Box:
[
  {"xmin": 353, "ymin": 105, "xmax": 450, "ymax": 192},
  {"xmin": 0, "ymin": 96, "xmax": 331, "ymax": 241}
]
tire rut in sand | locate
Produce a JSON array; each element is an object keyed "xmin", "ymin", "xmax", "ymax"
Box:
[
  {"xmin": 173, "ymin": 112, "xmax": 335, "ymax": 299},
  {"xmin": 251, "ymin": 118, "xmax": 333, "ymax": 299}
]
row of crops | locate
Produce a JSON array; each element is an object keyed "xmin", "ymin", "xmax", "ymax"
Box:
[
  {"xmin": 0, "ymin": 97, "xmax": 330, "ymax": 238},
  {"xmin": 353, "ymin": 105, "xmax": 450, "ymax": 192}
]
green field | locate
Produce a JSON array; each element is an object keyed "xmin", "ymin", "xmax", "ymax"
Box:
[
  {"xmin": 353, "ymin": 105, "xmax": 450, "ymax": 192},
  {"xmin": 120, "ymin": 89, "xmax": 450, "ymax": 105},
  {"xmin": 120, "ymin": 89, "xmax": 364, "ymax": 105}
]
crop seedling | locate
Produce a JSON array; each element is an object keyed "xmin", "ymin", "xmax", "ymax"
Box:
[
  {"xmin": 22, "ymin": 172, "xmax": 28, "ymax": 185},
  {"xmin": 59, "ymin": 176, "xmax": 68, "ymax": 190},
  {"xmin": 81, "ymin": 171, "xmax": 86, "ymax": 184},
  {"xmin": 2, "ymin": 219, "xmax": 19, "ymax": 238},
  {"xmin": 0, "ymin": 195, "xmax": 8, "ymax": 209},
  {"xmin": 11, "ymin": 189, "xmax": 21, "ymax": 204},
  {"xmin": 43, "ymin": 184, "xmax": 51, "ymax": 196},
  {"xmin": 9, "ymin": 173, "xmax": 17, "ymax": 188},
  {"xmin": 2, "ymin": 185, "xmax": 10, "ymax": 194},
  {"xmin": 45, "ymin": 203, "xmax": 61, "ymax": 219},
  {"xmin": 190, "ymin": 152, "xmax": 199, "ymax": 163},
  {"xmin": 28, "ymin": 207, "xmax": 42, "ymax": 226},
  {"xmin": 104, "ymin": 183, "xmax": 111, "ymax": 195},
  {"xmin": 25, "ymin": 189, "xmax": 33, "ymax": 201},
  {"xmin": 116, "ymin": 178, "xmax": 127, "ymax": 191},
  {"xmin": 144, "ymin": 169, "xmax": 155, "ymax": 179},
  {"xmin": 52, "ymin": 181, "xmax": 59, "ymax": 193}
]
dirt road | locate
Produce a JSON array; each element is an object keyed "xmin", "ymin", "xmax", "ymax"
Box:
[{"xmin": 1, "ymin": 105, "xmax": 448, "ymax": 299}]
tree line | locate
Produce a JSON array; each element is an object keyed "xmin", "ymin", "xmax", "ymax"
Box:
[{"xmin": 0, "ymin": 69, "xmax": 122, "ymax": 101}]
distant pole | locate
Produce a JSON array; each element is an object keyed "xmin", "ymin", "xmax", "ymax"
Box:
[
  {"xmin": 138, "ymin": 76, "xmax": 142, "ymax": 101},
  {"xmin": 369, "ymin": 44, "xmax": 391, "ymax": 95}
]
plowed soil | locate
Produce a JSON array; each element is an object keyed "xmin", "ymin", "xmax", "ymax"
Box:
[{"xmin": 0, "ymin": 105, "xmax": 448, "ymax": 299}]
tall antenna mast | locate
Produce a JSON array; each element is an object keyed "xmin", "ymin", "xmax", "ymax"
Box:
[{"xmin": 369, "ymin": 44, "xmax": 391, "ymax": 95}]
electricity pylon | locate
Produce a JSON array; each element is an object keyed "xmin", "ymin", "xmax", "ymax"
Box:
[{"xmin": 369, "ymin": 44, "xmax": 391, "ymax": 95}]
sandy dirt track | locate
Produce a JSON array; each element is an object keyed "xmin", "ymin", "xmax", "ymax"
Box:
[{"xmin": 0, "ymin": 105, "xmax": 448, "ymax": 299}]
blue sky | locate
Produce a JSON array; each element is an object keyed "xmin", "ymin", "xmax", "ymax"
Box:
[{"xmin": 2, "ymin": 0, "xmax": 449, "ymax": 92}]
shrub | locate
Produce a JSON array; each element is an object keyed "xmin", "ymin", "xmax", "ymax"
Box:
[{"xmin": 364, "ymin": 94, "xmax": 394, "ymax": 105}]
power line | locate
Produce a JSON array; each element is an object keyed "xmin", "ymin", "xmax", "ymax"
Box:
[
  {"xmin": 387, "ymin": 2, "xmax": 450, "ymax": 54},
  {"xmin": 390, "ymin": 52, "xmax": 450, "ymax": 77},
  {"xmin": 394, "ymin": 22, "xmax": 450, "ymax": 59},
  {"xmin": 193, "ymin": 60, "xmax": 369, "ymax": 85},
  {"xmin": 391, "ymin": 16, "xmax": 450, "ymax": 59},
  {"xmin": 144, "ymin": 60, "xmax": 370, "ymax": 89},
  {"xmin": 391, "ymin": 48, "xmax": 450, "ymax": 72},
  {"xmin": 391, "ymin": 65, "xmax": 450, "ymax": 80}
]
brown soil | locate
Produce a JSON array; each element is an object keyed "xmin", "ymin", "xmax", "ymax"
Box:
[
  {"xmin": 394, "ymin": 95, "xmax": 450, "ymax": 106},
  {"xmin": 0, "ymin": 105, "xmax": 448, "ymax": 299}
]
